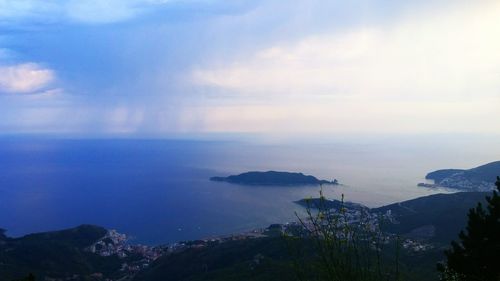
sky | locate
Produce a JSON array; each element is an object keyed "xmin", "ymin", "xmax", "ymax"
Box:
[{"xmin": 0, "ymin": 0, "xmax": 499, "ymax": 137}]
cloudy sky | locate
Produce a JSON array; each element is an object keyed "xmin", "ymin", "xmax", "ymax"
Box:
[{"xmin": 0, "ymin": 0, "xmax": 499, "ymax": 136}]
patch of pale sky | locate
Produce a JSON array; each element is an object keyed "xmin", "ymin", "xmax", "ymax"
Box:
[
  {"xmin": 193, "ymin": 1, "xmax": 500, "ymax": 101},
  {"xmin": 0, "ymin": 63, "xmax": 55, "ymax": 94},
  {"xmin": 0, "ymin": 0, "xmax": 172, "ymax": 24},
  {"xmin": 186, "ymin": 1, "xmax": 500, "ymax": 134}
]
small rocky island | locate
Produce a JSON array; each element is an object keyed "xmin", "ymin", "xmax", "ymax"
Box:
[{"xmin": 210, "ymin": 171, "xmax": 338, "ymax": 186}]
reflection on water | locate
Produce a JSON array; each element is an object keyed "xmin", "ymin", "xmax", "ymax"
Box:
[{"xmin": 0, "ymin": 136, "xmax": 498, "ymax": 244}]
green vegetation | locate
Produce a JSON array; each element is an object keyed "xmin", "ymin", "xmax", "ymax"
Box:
[
  {"xmin": 134, "ymin": 237, "xmax": 299, "ymax": 281},
  {"xmin": 0, "ymin": 225, "xmax": 122, "ymax": 281},
  {"xmin": 373, "ymin": 192, "xmax": 488, "ymax": 244},
  {"xmin": 438, "ymin": 177, "xmax": 500, "ymax": 281},
  {"xmin": 287, "ymin": 192, "xmax": 400, "ymax": 281}
]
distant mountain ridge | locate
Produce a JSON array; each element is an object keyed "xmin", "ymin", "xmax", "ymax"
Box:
[
  {"xmin": 210, "ymin": 171, "xmax": 338, "ymax": 186},
  {"xmin": 421, "ymin": 161, "xmax": 500, "ymax": 191}
]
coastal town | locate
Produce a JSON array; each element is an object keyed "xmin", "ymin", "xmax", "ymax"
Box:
[{"xmin": 84, "ymin": 201, "xmax": 434, "ymax": 280}]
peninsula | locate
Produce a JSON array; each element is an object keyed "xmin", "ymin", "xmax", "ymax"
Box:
[
  {"xmin": 418, "ymin": 161, "xmax": 500, "ymax": 191},
  {"xmin": 210, "ymin": 171, "xmax": 338, "ymax": 186}
]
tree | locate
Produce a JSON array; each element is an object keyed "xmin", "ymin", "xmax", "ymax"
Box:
[
  {"xmin": 286, "ymin": 189, "xmax": 400, "ymax": 281},
  {"xmin": 438, "ymin": 176, "xmax": 500, "ymax": 281}
]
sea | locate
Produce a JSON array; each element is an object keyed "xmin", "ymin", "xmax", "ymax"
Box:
[{"xmin": 0, "ymin": 135, "xmax": 498, "ymax": 245}]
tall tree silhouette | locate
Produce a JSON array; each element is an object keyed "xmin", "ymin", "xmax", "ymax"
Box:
[{"xmin": 439, "ymin": 176, "xmax": 500, "ymax": 280}]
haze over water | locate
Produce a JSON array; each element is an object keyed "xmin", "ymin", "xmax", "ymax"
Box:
[{"xmin": 1, "ymin": 135, "xmax": 498, "ymax": 245}]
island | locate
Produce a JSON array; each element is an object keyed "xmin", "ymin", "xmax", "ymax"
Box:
[
  {"xmin": 417, "ymin": 161, "xmax": 500, "ymax": 191},
  {"xmin": 210, "ymin": 171, "xmax": 338, "ymax": 186}
]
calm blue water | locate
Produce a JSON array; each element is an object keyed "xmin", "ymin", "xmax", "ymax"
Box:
[{"xmin": 0, "ymin": 136, "xmax": 498, "ymax": 244}]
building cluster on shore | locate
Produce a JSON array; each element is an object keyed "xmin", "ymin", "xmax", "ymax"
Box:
[
  {"xmin": 85, "ymin": 226, "xmax": 274, "ymax": 276},
  {"xmin": 86, "ymin": 229, "xmax": 165, "ymax": 274},
  {"xmin": 82, "ymin": 203, "xmax": 435, "ymax": 280},
  {"xmin": 419, "ymin": 177, "xmax": 495, "ymax": 191},
  {"xmin": 402, "ymin": 238, "xmax": 434, "ymax": 252}
]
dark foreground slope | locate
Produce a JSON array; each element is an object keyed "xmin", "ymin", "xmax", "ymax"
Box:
[
  {"xmin": 133, "ymin": 237, "xmax": 298, "ymax": 281},
  {"xmin": 133, "ymin": 236, "xmax": 433, "ymax": 281},
  {"xmin": 0, "ymin": 225, "xmax": 123, "ymax": 281},
  {"xmin": 373, "ymin": 191, "xmax": 488, "ymax": 244}
]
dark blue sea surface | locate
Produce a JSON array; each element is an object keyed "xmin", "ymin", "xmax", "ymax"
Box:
[{"xmin": 0, "ymin": 136, "xmax": 498, "ymax": 244}]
